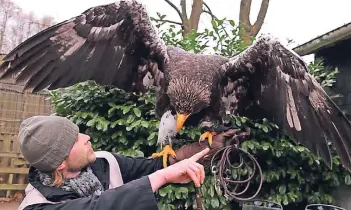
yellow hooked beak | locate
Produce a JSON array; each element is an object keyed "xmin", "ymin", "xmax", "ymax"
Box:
[{"xmin": 176, "ymin": 113, "xmax": 190, "ymax": 132}]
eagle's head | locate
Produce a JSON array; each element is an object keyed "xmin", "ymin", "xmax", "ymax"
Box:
[{"xmin": 167, "ymin": 77, "xmax": 211, "ymax": 132}]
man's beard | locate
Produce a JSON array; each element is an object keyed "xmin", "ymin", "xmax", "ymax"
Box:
[
  {"xmin": 67, "ymin": 160, "xmax": 89, "ymax": 172},
  {"xmin": 67, "ymin": 154, "xmax": 96, "ymax": 173}
]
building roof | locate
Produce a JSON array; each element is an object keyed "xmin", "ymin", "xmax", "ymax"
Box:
[{"xmin": 293, "ymin": 22, "xmax": 351, "ymax": 56}]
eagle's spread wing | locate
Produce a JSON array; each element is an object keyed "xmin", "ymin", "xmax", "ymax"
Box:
[
  {"xmin": 221, "ymin": 35, "xmax": 351, "ymax": 171},
  {"xmin": 0, "ymin": 0, "xmax": 167, "ymax": 93}
]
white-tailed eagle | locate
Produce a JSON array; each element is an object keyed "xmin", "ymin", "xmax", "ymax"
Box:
[{"xmin": 1, "ymin": 0, "xmax": 351, "ymax": 171}]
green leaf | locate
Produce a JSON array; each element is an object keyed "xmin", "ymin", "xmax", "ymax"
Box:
[
  {"xmin": 209, "ymin": 185, "xmax": 214, "ymax": 197},
  {"xmin": 211, "ymin": 197, "xmax": 219, "ymax": 208},
  {"xmin": 80, "ymin": 112, "xmax": 88, "ymax": 119},
  {"xmin": 247, "ymin": 142, "xmax": 254, "ymax": 150},
  {"xmin": 279, "ymin": 185, "xmax": 286, "ymax": 194},
  {"xmin": 345, "ymin": 174, "xmax": 351, "ymax": 185},
  {"xmin": 283, "ymin": 194, "xmax": 289, "ymax": 205},
  {"xmin": 147, "ymin": 132, "xmax": 156, "ymax": 141},
  {"xmin": 133, "ymin": 108, "xmax": 141, "ymax": 117},
  {"xmin": 126, "ymin": 115, "xmax": 135, "ymax": 124},
  {"xmin": 158, "ymin": 187, "xmax": 167, "ymax": 197},
  {"xmin": 122, "ymin": 106, "xmax": 131, "ymax": 114},
  {"xmin": 141, "ymin": 121, "xmax": 149, "ymax": 128},
  {"xmin": 135, "ymin": 150, "xmax": 144, "ymax": 157},
  {"xmin": 262, "ymin": 126, "xmax": 269, "ymax": 133},
  {"xmin": 297, "ymin": 146, "xmax": 305, "ymax": 152},
  {"xmin": 262, "ymin": 142, "xmax": 270, "ymax": 151},
  {"xmin": 175, "ymin": 190, "xmax": 181, "ymax": 199},
  {"xmin": 87, "ymin": 119, "xmax": 95, "ymax": 127},
  {"xmin": 211, "ymin": 19, "xmax": 217, "ymax": 28},
  {"xmin": 108, "ymin": 107, "xmax": 117, "ymax": 116}
]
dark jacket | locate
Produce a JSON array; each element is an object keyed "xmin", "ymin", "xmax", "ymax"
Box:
[{"xmin": 22, "ymin": 152, "xmax": 164, "ymax": 210}]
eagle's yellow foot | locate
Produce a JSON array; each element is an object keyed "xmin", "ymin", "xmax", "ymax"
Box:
[
  {"xmin": 199, "ymin": 131, "xmax": 217, "ymax": 146},
  {"xmin": 152, "ymin": 145, "xmax": 176, "ymax": 168}
]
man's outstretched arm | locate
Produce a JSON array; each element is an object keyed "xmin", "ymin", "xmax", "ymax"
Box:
[{"xmin": 113, "ymin": 128, "xmax": 243, "ymax": 183}]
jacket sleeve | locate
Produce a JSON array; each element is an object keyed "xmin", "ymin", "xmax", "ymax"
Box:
[
  {"xmin": 112, "ymin": 153, "xmax": 164, "ymax": 183},
  {"xmin": 23, "ymin": 176, "xmax": 158, "ymax": 210}
]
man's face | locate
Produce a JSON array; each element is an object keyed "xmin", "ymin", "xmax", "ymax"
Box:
[{"xmin": 64, "ymin": 133, "xmax": 96, "ymax": 172}]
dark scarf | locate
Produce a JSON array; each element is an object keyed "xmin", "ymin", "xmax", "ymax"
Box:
[{"xmin": 38, "ymin": 166, "xmax": 104, "ymax": 197}]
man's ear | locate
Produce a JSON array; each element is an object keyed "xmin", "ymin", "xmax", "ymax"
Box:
[{"xmin": 57, "ymin": 161, "xmax": 66, "ymax": 171}]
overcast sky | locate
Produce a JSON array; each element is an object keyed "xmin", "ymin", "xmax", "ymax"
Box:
[{"xmin": 11, "ymin": 0, "xmax": 351, "ymax": 61}]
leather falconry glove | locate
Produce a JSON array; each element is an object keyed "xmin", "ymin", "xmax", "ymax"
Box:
[{"xmin": 168, "ymin": 128, "xmax": 250, "ymax": 167}]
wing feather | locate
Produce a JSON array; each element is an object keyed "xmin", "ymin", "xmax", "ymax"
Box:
[
  {"xmin": 221, "ymin": 34, "xmax": 351, "ymax": 171},
  {"xmin": 0, "ymin": 0, "xmax": 168, "ymax": 93}
]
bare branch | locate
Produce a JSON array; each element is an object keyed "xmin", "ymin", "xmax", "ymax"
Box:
[
  {"xmin": 202, "ymin": 2, "xmax": 219, "ymax": 21},
  {"xmin": 0, "ymin": 0, "xmax": 17, "ymax": 53},
  {"xmin": 203, "ymin": 2, "xmax": 214, "ymax": 18},
  {"xmin": 0, "ymin": 0, "xmax": 55, "ymax": 53},
  {"xmin": 202, "ymin": 10, "xmax": 215, "ymax": 19},
  {"xmin": 151, "ymin": 18, "xmax": 182, "ymax": 25},
  {"xmin": 202, "ymin": 3, "xmax": 229, "ymax": 37},
  {"xmin": 164, "ymin": 0, "xmax": 184, "ymax": 23},
  {"xmin": 251, "ymin": 0, "xmax": 269, "ymax": 36}
]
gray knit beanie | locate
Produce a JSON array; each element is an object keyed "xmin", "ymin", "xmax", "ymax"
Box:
[{"xmin": 18, "ymin": 115, "xmax": 79, "ymax": 172}]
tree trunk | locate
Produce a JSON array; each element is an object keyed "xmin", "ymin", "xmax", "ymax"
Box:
[
  {"xmin": 0, "ymin": 0, "xmax": 15, "ymax": 53},
  {"xmin": 187, "ymin": 0, "xmax": 203, "ymax": 35},
  {"xmin": 164, "ymin": 0, "xmax": 204, "ymax": 37},
  {"xmin": 0, "ymin": 14, "xmax": 9, "ymax": 53},
  {"xmin": 10, "ymin": 9, "xmax": 25, "ymax": 49},
  {"xmin": 0, "ymin": 1, "xmax": 54, "ymax": 53},
  {"xmin": 26, "ymin": 12, "xmax": 35, "ymax": 39},
  {"xmin": 239, "ymin": 0, "xmax": 270, "ymax": 46}
]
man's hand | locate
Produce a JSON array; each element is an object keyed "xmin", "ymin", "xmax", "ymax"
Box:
[
  {"xmin": 148, "ymin": 148, "xmax": 209, "ymax": 191},
  {"xmin": 161, "ymin": 148, "xmax": 209, "ymax": 187}
]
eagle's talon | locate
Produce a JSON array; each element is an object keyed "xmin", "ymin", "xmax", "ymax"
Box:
[
  {"xmin": 199, "ymin": 131, "xmax": 217, "ymax": 146},
  {"xmin": 152, "ymin": 145, "xmax": 176, "ymax": 168}
]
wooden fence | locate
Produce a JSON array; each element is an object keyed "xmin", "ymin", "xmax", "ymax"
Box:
[{"xmin": 0, "ymin": 82, "xmax": 53, "ymax": 199}]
